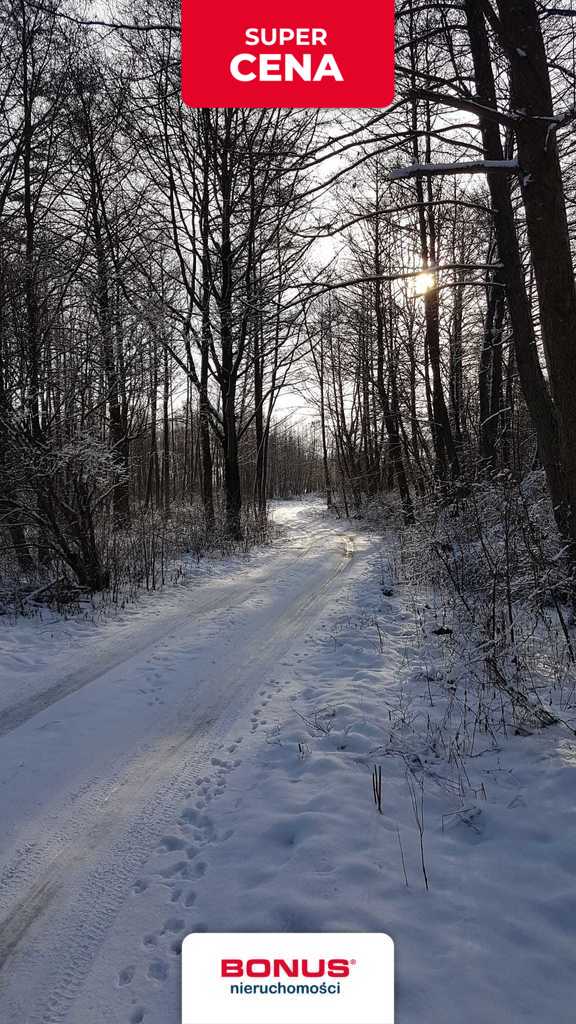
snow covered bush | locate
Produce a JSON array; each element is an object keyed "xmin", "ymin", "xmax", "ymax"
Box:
[
  {"xmin": 400, "ymin": 471, "xmax": 576, "ymax": 736},
  {"xmin": 0, "ymin": 427, "xmax": 115, "ymax": 594}
]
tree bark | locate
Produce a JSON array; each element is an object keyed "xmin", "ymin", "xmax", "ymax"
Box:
[
  {"xmin": 465, "ymin": 0, "xmax": 567, "ymax": 535},
  {"xmin": 495, "ymin": 0, "xmax": 576, "ymax": 544}
]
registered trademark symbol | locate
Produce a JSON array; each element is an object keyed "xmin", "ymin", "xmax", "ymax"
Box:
[{"xmin": 351, "ymin": 959, "xmax": 357, "ymax": 966}]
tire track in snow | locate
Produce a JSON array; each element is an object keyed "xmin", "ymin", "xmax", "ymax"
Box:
[
  {"xmin": 0, "ymin": 528, "xmax": 341, "ymax": 927},
  {"xmin": 0, "ymin": 528, "xmax": 356, "ymax": 1023},
  {"xmin": 0, "ymin": 531, "xmax": 326, "ymax": 741}
]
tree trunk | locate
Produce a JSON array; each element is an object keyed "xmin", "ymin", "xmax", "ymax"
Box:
[
  {"xmin": 479, "ymin": 261, "xmax": 505, "ymax": 467},
  {"xmin": 145, "ymin": 337, "xmax": 160, "ymax": 508},
  {"xmin": 162, "ymin": 344, "xmax": 171, "ymax": 517},
  {"xmin": 464, "ymin": 0, "xmax": 567, "ymax": 536},
  {"xmin": 410, "ymin": 93, "xmax": 459, "ymax": 481},
  {"xmin": 495, "ymin": 0, "xmax": 576, "ymax": 545}
]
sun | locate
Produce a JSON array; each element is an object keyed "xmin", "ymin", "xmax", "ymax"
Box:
[{"xmin": 413, "ymin": 271, "xmax": 435, "ymax": 296}]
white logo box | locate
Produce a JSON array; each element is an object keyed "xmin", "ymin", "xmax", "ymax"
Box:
[{"xmin": 182, "ymin": 932, "xmax": 394, "ymax": 1024}]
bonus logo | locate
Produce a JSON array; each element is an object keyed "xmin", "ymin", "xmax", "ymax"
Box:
[
  {"xmin": 220, "ymin": 957, "xmax": 353, "ymax": 978},
  {"xmin": 182, "ymin": 932, "xmax": 394, "ymax": 1024}
]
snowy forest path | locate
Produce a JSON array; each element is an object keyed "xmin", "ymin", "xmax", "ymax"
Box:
[
  {"xmin": 0, "ymin": 499, "xmax": 367, "ymax": 1023},
  {"xmin": 0, "ymin": 521, "xmax": 340, "ymax": 740}
]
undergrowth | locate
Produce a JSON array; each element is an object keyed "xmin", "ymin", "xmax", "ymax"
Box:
[
  {"xmin": 397, "ymin": 471, "xmax": 576, "ymax": 738},
  {"xmin": 0, "ymin": 501, "xmax": 273, "ymax": 617}
]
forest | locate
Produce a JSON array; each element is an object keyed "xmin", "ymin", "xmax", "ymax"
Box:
[
  {"xmin": 2, "ymin": 3, "xmax": 576, "ymax": 1022},
  {"xmin": 1, "ymin": 0, "xmax": 576, "ymax": 612}
]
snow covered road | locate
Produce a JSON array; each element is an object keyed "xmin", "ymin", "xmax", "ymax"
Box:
[
  {"xmin": 1, "ymin": 498, "xmax": 575, "ymax": 1024},
  {"xmin": 0, "ymin": 501, "xmax": 363, "ymax": 1023}
]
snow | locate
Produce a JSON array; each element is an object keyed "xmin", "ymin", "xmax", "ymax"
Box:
[
  {"xmin": 0, "ymin": 499, "xmax": 574, "ymax": 1023},
  {"xmin": 390, "ymin": 160, "xmax": 520, "ymax": 179}
]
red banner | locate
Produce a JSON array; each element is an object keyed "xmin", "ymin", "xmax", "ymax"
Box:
[{"xmin": 181, "ymin": 0, "xmax": 395, "ymax": 109}]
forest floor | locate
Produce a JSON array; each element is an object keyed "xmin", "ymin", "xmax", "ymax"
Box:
[{"xmin": 0, "ymin": 498, "xmax": 574, "ymax": 1024}]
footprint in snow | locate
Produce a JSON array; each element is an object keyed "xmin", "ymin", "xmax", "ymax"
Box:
[
  {"xmin": 147, "ymin": 959, "xmax": 169, "ymax": 984},
  {"xmin": 162, "ymin": 917, "xmax": 185, "ymax": 934},
  {"xmin": 118, "ymin": 965, "xmax": 135, "ymax": 987},
  {"xmin": 211, "ymin": 756, "xmax": 229, "ymax": 768},
  {"xmin": 157, "ymin": 835, "xmax": 187, "ymax": 853},
  {"xmin": 129, "ymin": 1008, "xmax": 145, "ymax": 1024},
  {"xmin": 158, "ymin": 860, "xmax": 189, "ymax": 879}
]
